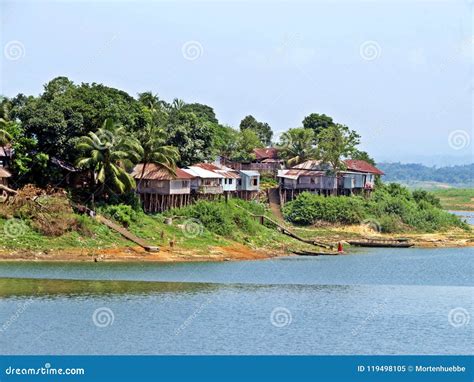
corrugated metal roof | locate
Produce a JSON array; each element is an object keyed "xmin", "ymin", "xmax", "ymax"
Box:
[
  {"xmin": 194, "ymin": 163, "xmax": 240, "ymax": 179},
  {"xmin": 0, "ymin": 167, "xmax": 11, "ymax": 178},
  {"xmin": 239, "ymin": 170, "xmax": 260, "ymax": 177},
  {"xmin": 132, "ymin": 163, "xmax": 195, "ymax": 180},
  {"xmin": 278, "ymin": 169, "xmax": 325, "ymax": 179},
  {"xmin": 292, "ymin": 160, "xmax": 331, "ymax": 171},
  {"xmin": 253, "ymin": 147, "xmax": 279, "ymax": 160},
  {"xmin": 344, "ymin": 160, "xmax": 384, "ymax": 175},
  {"xmin": 183, "ymin": 166, "xmax": 225, "ymax": 179}
]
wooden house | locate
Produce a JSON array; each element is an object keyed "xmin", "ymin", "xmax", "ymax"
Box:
[
  {"xmin": 339, "ymin": 160, "xmax": 384, "ymax": 195},
  {"xmin": 131, "ymin": 163, "xmax": 195, "ymax": 212},
  {"xmin": 278, "ymin": 159, "xmax": 383, "ymax": 202},
  {"xmin": 218, "ymin": 148, "xmax": 283, "ymax": 175},
  {"xmin": 236, "ymin": 170, "xmax": 260, "ymax": 199},
  {"xmin": 194, "ymin": 163, "xmax": 240, "ymax": 193},
  {"xmin": 182, "ymin": 166, "xmax": 224, "ymax": 196}
]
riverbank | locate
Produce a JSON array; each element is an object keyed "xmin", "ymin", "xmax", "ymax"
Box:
[{"xmin": 0, "ymin": 224, "xmax": 471, "ymax": 262}]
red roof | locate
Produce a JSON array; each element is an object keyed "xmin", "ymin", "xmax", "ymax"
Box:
[
  {"xmin": 194, "ymin": 163, "xmax": 221, "ymax": 171},
  {"xmin": 253, "ymin": 147, "xmax": 279, "ymax": 160},
  {"xmin": 131, "ymin": 163, "xmax": 195, "ymax": 180},
  {"xmin": 344, "ymin": 160, "xmax": 384, "ymax": 175}
]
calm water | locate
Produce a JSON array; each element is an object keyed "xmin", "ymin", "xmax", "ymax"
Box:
[
  {"xmin": 450, "ymin": 210, "xmax": 474, "ymax": 225},
  {"xmin": 0, "ymin": 247, "xmax": 473, "ymax": 355}
]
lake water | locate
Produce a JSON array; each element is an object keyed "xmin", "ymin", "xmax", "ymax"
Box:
[
  {"xmin": 450, "ymin": 210, "xmax": 474, "ymax": 225},
  {"xmin": 0, "ymin": 247, "xmax": 472, "ymax": 355}
]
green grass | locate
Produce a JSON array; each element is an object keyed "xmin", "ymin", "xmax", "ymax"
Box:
[{"xmin": 431, "ymin": 188, "xmax": 474, "ymax": 211}]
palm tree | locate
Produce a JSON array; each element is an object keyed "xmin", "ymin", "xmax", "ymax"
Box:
[
  {"xmin": 278, "ymin": 127, "xmax": 317, "ymax": 166},
  {"xmin": 136, "ymin": 121, "xmax": 180, "ymax": 188},
  {"xmin": 75, "ymin": 119, "xmax": 143, "ymax": 197},
  {"xmin": 171, "ymin": 98, "xmax": 186, "ymax": 111}
]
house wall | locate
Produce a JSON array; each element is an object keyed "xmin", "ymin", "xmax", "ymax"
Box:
[
  {"xmin": 169, "ymin": 179, "xmax": 191, "ymax": 194},
  {"xmin": 239, "ymin": 174, "xmax": 259, "ymax": 191},
  {"xmin": 221, "ymin": 178, "xmax": 237, "ymax": 192}
]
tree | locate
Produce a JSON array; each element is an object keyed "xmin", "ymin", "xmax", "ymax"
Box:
[
  {"xmin": 302, "ymin": 113, "xmax": 334, "ymax": 137},
  {"xmin": 316, "ymin": 124, "xmax": 360, "ymax": 173},
  {"xmin": 165, "ymin": 111, "xmax": 214, "ymax": 166},
  {"xmin": 239, "ymin": 115, "xmax": 273, "ymax": 146},
  {"xmin": 351, "ymin": 149, "xmax": 376, "ymax": 166},
  {"xmin": 75, "ymin": 119, "xmax": 142, "ymax": 197},
  {"xmin": 181, "ymin": 103, "xmax": 218, "ymax": 124},
  {"xmin": 212, "ymin": 124, "xmax": 240, "ymax": 159},
  {"xmin": 278, "ymin": 127, "xmax": 317, "ymax": 166},
  {"xmin": 232, "ymin": 129, "xmax": 263, "ymax": 162},
  {"xmin": 171, "ymin": 98, "xmax": 186, "ymax": 111},
  {"xmin": 136, "ymin": 120, "xmax": 180, "ymax": 188}
]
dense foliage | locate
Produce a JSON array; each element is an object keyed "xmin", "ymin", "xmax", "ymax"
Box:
[{"xmin": 282, "ymin": 184, "xmax": 468, "ymax": 233}]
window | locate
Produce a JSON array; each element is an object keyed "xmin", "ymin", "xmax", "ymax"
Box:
[
  {"xmin": 182, "ymin": 181, "xmax": 188, "ymax": 187},
  {"xmin": 238, "ymin": 179, "xmax": 242, "ymax": 186},
  {"xmin": 253, "ymin": 178, "xmax": 258, "ymax": 186},
  {"xmin": 229, "ymin": 179, "xmax": 233, "ymax": 185}
]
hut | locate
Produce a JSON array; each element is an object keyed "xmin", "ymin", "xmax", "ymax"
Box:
[
  {"xmin": 236, "ymin": 170, "xmax": 260, "ymax": 200},
  {"xmin": 0, "ymin": 145, "xmax": 12, "ymax": 168},
  {"xmin": 0, "ymin": 166, "xmax": 11, "ymax": 188},
  {"xmin": 340, "ymin": 159, "xmax": 384, "ymax": 195},
  {"xmin": 131, "ymin": 163, "xmax": 195, "ymax": 212},
  {"xmin": 182, "ymin": 166, "xmax": 224, "ymax": 197},
  {"xmin": 194, "ymin": 163, "xmax": 240, "ymax": 194}
]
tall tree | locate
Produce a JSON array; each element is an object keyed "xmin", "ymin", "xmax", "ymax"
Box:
[
  {"xmin": 136, "ymin": 120, "xmax": 180, "ymax": 188},
  {"xmin": 76, "ymin": 119, "xmax": 142, "ymax": 197},
  {"xmin": 231, "ymin": 129, "xmax": 263, "ymax": 162},
  {"xmin": 239, "ymin": 115, "xmax": 273, "ymax": 146},
  {"xmin": 316, "ymin": 124, "xmax": 360, "ymax": 173},
  {"xmin": 278, "ymin": 127, "xmax": 317, "ymax": 166},
  {"xmin": 302, "ymin": 113, "xmax": 334, "ymax": 137}
]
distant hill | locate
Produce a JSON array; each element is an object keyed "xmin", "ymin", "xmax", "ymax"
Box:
[{"xmin": 377, "ymin": 162, "xmax": 474, "ymax": 188}]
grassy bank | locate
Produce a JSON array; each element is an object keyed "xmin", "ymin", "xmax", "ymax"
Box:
[{"xmin": 430, "ymin": 189, "xmax": 474, "ymax": 211}]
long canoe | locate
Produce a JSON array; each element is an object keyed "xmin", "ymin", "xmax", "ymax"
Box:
[{"xmin": 347, "ymin": 240, "xmax": 414, "ymax": 248}]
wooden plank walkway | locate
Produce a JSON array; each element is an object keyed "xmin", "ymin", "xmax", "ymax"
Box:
[{"xmin": 95, "ymin": 214, "xmax": 159, "ymax": 252}]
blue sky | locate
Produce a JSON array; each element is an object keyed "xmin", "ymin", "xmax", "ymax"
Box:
[{"xmin": 1, "ymin": 0, "xmax": 472, "ymax": 165}]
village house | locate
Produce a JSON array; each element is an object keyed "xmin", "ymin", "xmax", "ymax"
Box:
[
  {"xmin": 218, "ymin": 147, "xmax": 283, "ymax": 175},
  {"xmin": 131, "ymin": 163, "xmax": 195, "ymax": 212},
  {"xmin": 194, "ymin": 163, "xmax": 240, "ymax": 194},
  {"xmin": 182, "ymin": 166, "xmax": 224, "ymax": 196},
  {"xmin": 236, "ymin": 170, "xmax": 260, "ymax": 200},
  {"xmin": 277, "ymin": 159, "xmax": 384, "ymax": 202}
]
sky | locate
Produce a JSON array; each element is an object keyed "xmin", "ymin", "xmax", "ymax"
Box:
[{"xmin": 0, "ymin": 0, "xmax": 472, "ymax": 166}]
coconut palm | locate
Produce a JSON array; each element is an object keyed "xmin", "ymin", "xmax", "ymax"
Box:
[
  {"xmin": 75, "ymin": 119, "xmax": 143, "ymax": 196},
  {"xmin": 278, "ymin": 127, "xmax": 318, "ymax": 166},
  {"xmin": 136, "ymin": 121, "xmax": 180, "ymax": 188}
]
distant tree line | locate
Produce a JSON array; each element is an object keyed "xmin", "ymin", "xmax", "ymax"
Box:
[{"xmin": 377, "ymin": 162, "xmax": 474, "ymax": 186}]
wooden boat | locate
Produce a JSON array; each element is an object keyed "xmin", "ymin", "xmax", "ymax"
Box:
[
  {"xmin": 347, "ymin": 238, "xmax": 414, "ymax": 248},
  {"xmin": 292, "ymin": 250, "xmax": 340, "ymax": 256}
]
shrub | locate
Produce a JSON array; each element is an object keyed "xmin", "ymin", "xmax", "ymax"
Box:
[
  {"xmin": 101, "ymin": 204, "xmax": 138, "ymax": 227},
  {"xmin": 282, "ymin": 185, "xmax": 468, "ymax": 233}
]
